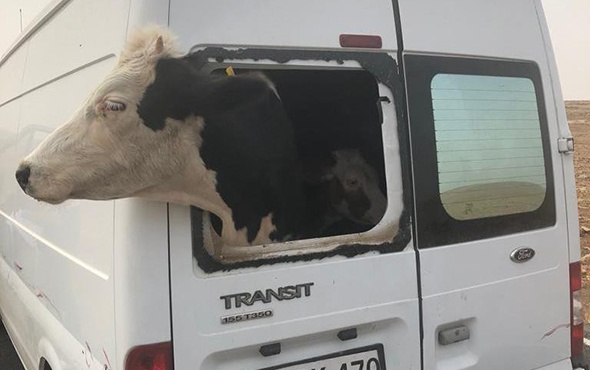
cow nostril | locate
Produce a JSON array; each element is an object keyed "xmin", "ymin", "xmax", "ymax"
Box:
[{"xmin": 15, "ymin": 166, "xmax": 31, "ymax": 191}]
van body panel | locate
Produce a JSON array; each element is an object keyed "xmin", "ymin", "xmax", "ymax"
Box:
[
  {"xmin": 0, "ymin": 41, "xmax": 28, "ymax": 226},
  {"xmin": 128, "ymin": 0, "xmax": 170, "ymax": 30},
  {"xmin": 113, "ymin": 199, "xmax": 171, "ymax": 370},
  {"xmin": 169, "ymin": 204, "xmax": 420, "ymax": 369},
  {"xmin": 17, "ymin": 57, "xmax": 116, "ymax": 276},
  {"xmin": 169, "ymin": 0, "xmax": 398, "ymax": 51},
  {"xmin": 21, "ymin": 0, "xmax": 129, "ymax": 92},
  {"xmin": 0, "ymin": 1, "xmax": 171, "ymax": 370},
  {"xmin": 5, "ymin": 58, "xmax": 118, "ymax": 370},
  {"xmin": 534, "ymin": 1, "xmax": 581, "ymax": 264},
  {"xmin": 540, "ymin": 359, "xmax": 587, "ymax": 370},
  {"xmin": 13, "ymin": 48, "xmax": 118, "ymax": 370},
  {"xmin": 166, "ymin": 4, "xmax": 420, "ymax": 368},
  {"xmin": 0, "ymin": 97, "xmax": 22, "ymax": 225},
  {"xmin": 0, "ymin": 41, "xmax": 28, "ymax": 103},
  {"xmin": 398, "ymin": 0, "xmax": 550, "ymax": 62},
  {"xmin": 401, "ymin": 0, "xmax": 572, "ymax": 368},
  {"xmin": 0, "ymin": 1, "xmax": 580, "ymax": 370},
  {"xmin": 170, "ymin": 1, "xmax": 420, "ymax": 362},
  {"xmin": 0, "ymin": 255, "xmax": 106, "ymax": 370}
]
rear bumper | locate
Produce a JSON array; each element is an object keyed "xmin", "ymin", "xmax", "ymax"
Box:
[
  {"xmin": 572, "ymin": 354, "xmax": 589, "ymax": 370},
  {"xmin": 532, "ymin": 358, "xmax": 586, "ymax": 370}
]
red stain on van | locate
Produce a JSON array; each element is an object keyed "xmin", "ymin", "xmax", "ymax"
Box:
[
  {"xmin": 541, "ymin": 323, "xmax": 570, "ymax": 340},
  {"xmin": 35, "ymin": 289, "xmax": 62, "ymax": 319}
]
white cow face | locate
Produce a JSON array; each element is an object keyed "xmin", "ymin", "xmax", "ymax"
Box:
[
  {"xmin": 15, "ymin": 27, "xmax": 190, "ymax": 204},
  {"xmin": 328, "ymin": 149, "xmax": 387, "ymax": 225}
]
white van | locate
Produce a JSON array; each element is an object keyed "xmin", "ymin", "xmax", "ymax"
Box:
[{"xmin": 0, "ymin": 0, "xmax": 584, "ymax": 369}]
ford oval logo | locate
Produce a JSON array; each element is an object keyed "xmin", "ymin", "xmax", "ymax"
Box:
[{"xmin": 510, "ymin": 247, "xmax": 535, "ymax": 263}]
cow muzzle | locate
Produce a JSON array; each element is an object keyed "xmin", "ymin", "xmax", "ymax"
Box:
[
  {"xmin": 15, "ymin": 164, "xmax": 31, "ymax": 192},
  {"xmin": 15, "ymin": 160, "xmax": 71, "ymax": 204}
]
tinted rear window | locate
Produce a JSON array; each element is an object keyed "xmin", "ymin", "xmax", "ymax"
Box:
[{"xmin": 431, "ymin": 74, "xmax": 546, "ymax": 220}]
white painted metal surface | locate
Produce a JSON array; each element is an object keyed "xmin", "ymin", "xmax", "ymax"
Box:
[
  {"xmin": 399, "ymin": 0, "xmax": 574, "ymax": 369},
  {"xmin": 169, "ymin": 0, "xmax": 398, "ymax": 52},
  {"xmin": 0, "ymin": 1, "xmax": 580, "ymax": 370},
  {"xmin": 0, "ymin": 1, "xmax": 171, "ymax": 369},
  {"xmin": 535, "ymin": 1, "xmax": 582, "ymax": 266}
]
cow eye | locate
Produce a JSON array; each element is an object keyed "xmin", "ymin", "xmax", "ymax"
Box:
[
  {"xmin": 104, "ymin": 100, "xmax": 126, "ymax": 112},
  {"xmin": 345, "ymin": 177, "xmax": 360, "ymax": 189}
]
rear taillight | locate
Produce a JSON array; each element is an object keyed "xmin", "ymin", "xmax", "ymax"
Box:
[
  {"xmin": 125, "ymin": 341, "xmax": 173, "ymax": 370},
  {"xmin": 570, "ymin": 262, "xmax": 584, "ymax": 357}
]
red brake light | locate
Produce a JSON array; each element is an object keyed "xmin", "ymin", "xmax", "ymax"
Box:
[
  {"xmin": 339, "ymin": 34, "xmax": 383, "ymax": 49},
  {"xmin": 571, "ymin": 262, "xmax": 582, "ymax": 291},
  {"xmin": 570, "ymin": 262, "xmax": 584, "ymax": 358},
  {"xmin": 125, "ymin": 341, "xmax": 173, "ymax": 370},
  {"xmin": 572, "ymin": 322, "xmax": 584, "ymax": 358}
]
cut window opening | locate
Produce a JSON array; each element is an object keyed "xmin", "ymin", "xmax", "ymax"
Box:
[{"xmin": 192, "ymin": 67, "xmax": 392, "ymax": 263}]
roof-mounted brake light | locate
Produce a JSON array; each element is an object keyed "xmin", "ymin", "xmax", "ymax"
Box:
[{"xmin": 339, "ymin": 34, "xmax": 383, "ymax": 49}]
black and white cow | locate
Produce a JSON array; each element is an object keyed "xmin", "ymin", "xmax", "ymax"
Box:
[
  {"xmin": 302, "ymin": 149, "xmax": 387, "ymax": 238},
  {"xmin": 15, "ymin": 26, "xmax": 305, "ymax": 246},
  {"xmin": 15, "ymin": 26, "xmax": 386, "ymax": 246}
]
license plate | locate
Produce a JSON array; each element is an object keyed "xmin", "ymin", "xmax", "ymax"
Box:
[{"xmin": 260, "ymin": 345, "xmax": 386, "ymax": 370}]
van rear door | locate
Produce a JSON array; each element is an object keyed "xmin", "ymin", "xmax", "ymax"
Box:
[
  {"xmin": 401, "ymin": 1, "xmax": 572, "ymax": 369},
  {"xmin": 169, "ymin": 199, "xmax": 419, "ymax": 369},
  {"xmin": 167, "ymin": 1, "xmax": 421, "ymax": 369}
]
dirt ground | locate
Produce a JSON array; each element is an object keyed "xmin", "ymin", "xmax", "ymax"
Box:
[{"xmin": 566, "ymin": 101, "xmax": 590, "ymax": 322}]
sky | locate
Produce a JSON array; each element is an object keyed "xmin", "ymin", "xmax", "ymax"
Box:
[
  {"xmin": 0, "ymin": 0, "xmax": 589, "ymax": 100},
  {"xmin": 542, "ymin": 0, "xmax": 590, "ymax": 101}
]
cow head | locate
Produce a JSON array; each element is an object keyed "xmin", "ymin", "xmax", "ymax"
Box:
[
  {"xmin": 14, "ymin": 26, "xmax": 192, "ymax": 204},
  {"xmin": 319, "ymin": 149, "xmax": 387, "ymax": 226}
]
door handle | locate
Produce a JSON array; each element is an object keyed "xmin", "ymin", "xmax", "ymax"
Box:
[{"xmin": 438, "ymin": 325, "xmax": 470, "ymax": 345}]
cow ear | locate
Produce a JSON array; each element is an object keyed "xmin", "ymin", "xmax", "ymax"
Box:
[
  {"xmin": 147, "ymin": 35, "xmax": 164, "ymax": 60},
  {"xmin": 119, "ymin": 26, "xmax": 178, "ymax": 66},
  {"xmin": 155, "ymin": 36, "xmax": 164, "ymax": 54},
  {"xmin": 145, "ymin": 35, "xmax": 164, "ymax": 62}
]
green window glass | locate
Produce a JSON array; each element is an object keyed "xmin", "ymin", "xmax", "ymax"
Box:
[{"xmin": 431, "ymin": 74, "xmax": 546, "ymax": 220}]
